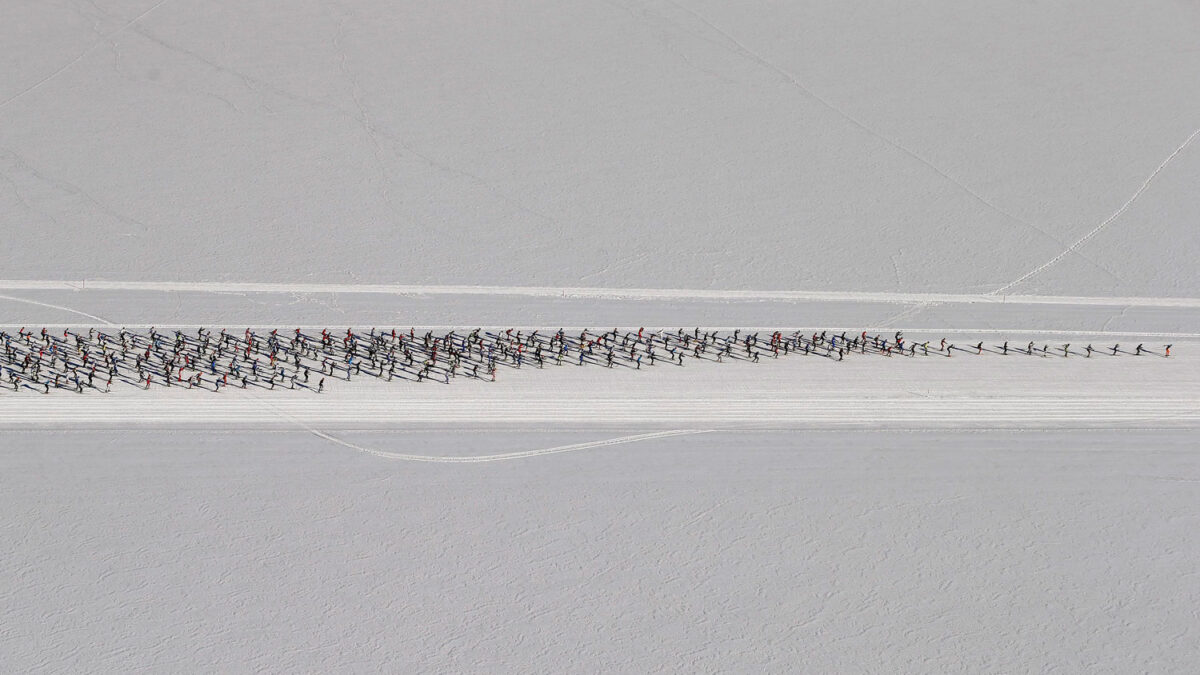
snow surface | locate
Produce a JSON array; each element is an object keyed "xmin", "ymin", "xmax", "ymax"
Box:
[
  {"xmin": 3, "ymin": 0, "xmax": 1200, "ymax": 295},
  {"xmin": 3, "ymin": 429, "xmax": 1199, "ymax": 671},
  {"xmin": 4, "ymin": 0, "xmax": 1200, "ymax": 670}
]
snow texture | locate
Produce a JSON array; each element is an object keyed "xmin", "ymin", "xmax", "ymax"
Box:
[
  {"xmin": 3, "ymin": 429, "xmax": 1199, "ymax": 672},
  {"xmin": 3, "ymin": 0, "xmax": 1200, "ymax": 671},
  {"xmin": 3, "ymin": 0, "xmax": 1200, "ymax": 296}
]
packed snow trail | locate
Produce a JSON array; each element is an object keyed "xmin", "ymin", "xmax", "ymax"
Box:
[
  {"xmin": 7, "ymin": 324, "xmax": 1200, "ymax": 339},
  {"xmin": 0, "ymin": 325, "xmax": 1178, "ymax": 395}
]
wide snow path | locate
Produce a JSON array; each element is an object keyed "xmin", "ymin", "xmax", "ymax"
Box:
[{"xmin": 5, "ymin": 349, "xmax": 1195, "ymax": 434}]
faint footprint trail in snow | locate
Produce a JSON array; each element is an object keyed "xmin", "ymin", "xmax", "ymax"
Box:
[
  {"xmin": 249, "ymin": 393, "xmax": 710, "ymax": 462},
  {"xmin": 992, "ymin": 126, "xmax": 1200, "ymax": 296},
  {"xmin": 877, "ymin": 300, "xmax": 937, "ymax": 329}
]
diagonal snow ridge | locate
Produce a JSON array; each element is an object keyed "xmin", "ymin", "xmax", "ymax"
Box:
[
  {"xmin": 993, "ymin": 126, "xmax": 1200, "ymax": 295},
  {"xmin": 3, "ymin": 279, "xmax": 1200, "ymax": 308}
]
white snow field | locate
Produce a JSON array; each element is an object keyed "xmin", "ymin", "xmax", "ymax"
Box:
[
  {"xmin": 4, "ymin": 429, "xmax": 1200, "ymax": 672},
  {"xmin": 4, "ymin": 0, "xmax": 1200, "ymax": 671},
  {"xmin": 4, "ymin": 0, "xmax": 1200, "ymax": 295}
]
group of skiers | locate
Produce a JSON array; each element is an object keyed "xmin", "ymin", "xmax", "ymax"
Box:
[{"xmin": 0, "ymin": 326, "xmax": 1174, "ymax": 394}]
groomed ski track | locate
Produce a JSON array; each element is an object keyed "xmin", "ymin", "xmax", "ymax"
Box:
[
  {"xmin": 3, "ymin": 280, "xmax": 1200, "ymax": 308},
  {"xmin": 3, "ymin": 330, "xmax": 1195, "ymax": 435}
]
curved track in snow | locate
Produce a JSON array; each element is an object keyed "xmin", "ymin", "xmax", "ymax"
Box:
[{"xmin": 2, "ymin": 396, "xmax": 1197, "ymax": 429}]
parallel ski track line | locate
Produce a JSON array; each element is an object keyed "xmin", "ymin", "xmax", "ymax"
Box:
[
  {"xmin": 4, "ymin": 398, "xmax": 1198, "ymax": 428},
  {"xmin": 3, "ymin": 280, "xmax": 1200, "ymax": 308},
  {"xmin": 4, "ymin": 324, "xmax": 1200, "ymax": 340}
]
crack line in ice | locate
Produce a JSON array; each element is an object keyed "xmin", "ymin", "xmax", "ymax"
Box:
[
  {"xmin": 992, "ymin": 126, "xmax": 1200, "ymax": 295},
  {"xmin": 664, "ymin": 0, "xmax": 1038, "ymax": 233},
  {"xmin": 0, "ymin": 0, "xmax": 177, "ymax": 112}
]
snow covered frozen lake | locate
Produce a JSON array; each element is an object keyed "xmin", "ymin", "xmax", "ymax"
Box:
[
  {"xmin": 3, "ymin": 0, "xmax": 1200, "ymax": 671},
  {"xmin": 4, "ymin": 428, "xmax": 1200, "ymax": 671}
]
